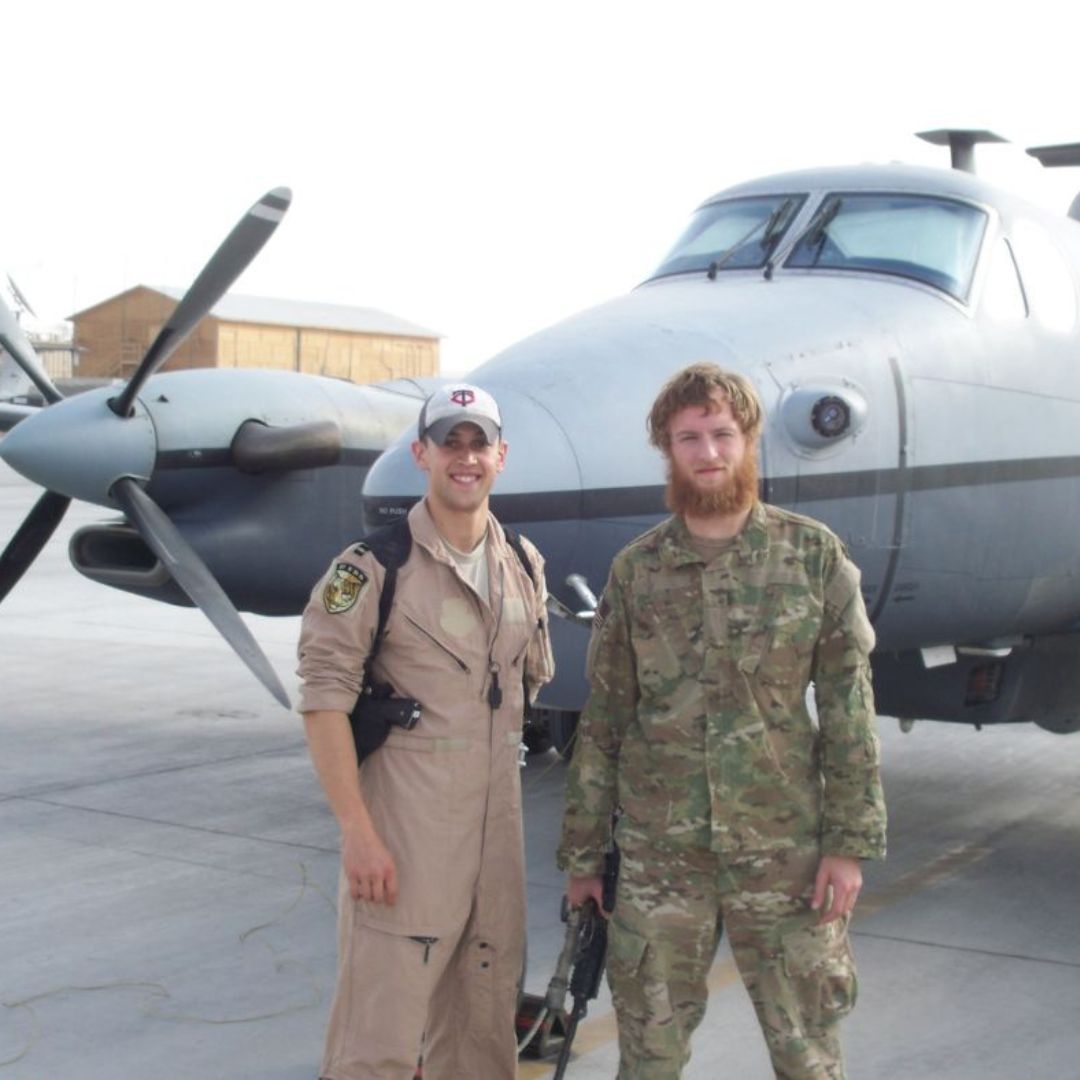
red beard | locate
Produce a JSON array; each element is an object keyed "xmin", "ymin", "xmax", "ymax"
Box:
[{"xmin": 665, "ymin": 443, "xmax": 760, "ymax": 518}]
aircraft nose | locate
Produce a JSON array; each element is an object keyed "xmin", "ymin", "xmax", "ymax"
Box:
[
  {"xmin": 362, "ymin": 384, "xmax": 581, "ymax": 528},
  {"xmin": 0, "ymin": 388, "xmax": 156, "ymax": 506}
]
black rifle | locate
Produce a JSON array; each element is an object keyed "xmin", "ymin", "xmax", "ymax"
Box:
[{"xmin": 551, "ymin": 846, "xmax": 619, "ymax": 1078}]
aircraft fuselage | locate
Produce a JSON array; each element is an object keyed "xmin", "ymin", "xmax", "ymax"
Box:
[{"xmin": 363, "ymin": 164, "xmax": 1080, "ymax": 726}]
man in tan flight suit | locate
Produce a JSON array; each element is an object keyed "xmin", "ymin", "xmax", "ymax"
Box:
[{"xmin": 298, "ymin": 383, "xmax": 554, "ymax": 1080}]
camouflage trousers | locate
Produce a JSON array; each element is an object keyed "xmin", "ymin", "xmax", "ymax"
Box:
[{"xmin": 606, "ymin": 843, "xmax": 857, "ymax": 1080}]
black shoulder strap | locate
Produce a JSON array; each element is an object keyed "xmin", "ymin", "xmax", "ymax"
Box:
[
  {"xmin": 361, "ymin": 520, "xmax": 534, "ymax": 672},
  {"xmin": 358, "ymin": 517, "xmax": 413, "ymax": 669},
  {"xmin": 503, "ymin": 526, "xmax": 536, "ymax": 586}
]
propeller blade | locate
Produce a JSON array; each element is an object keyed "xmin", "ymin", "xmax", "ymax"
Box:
[
  {"xmin": 111, "ymin": 476, "xmax": 291, "ymax": 708},
  {"xmin": 0, "ymin": 295, "xmax": 63, "ymax": 405},
  {"xmin": 110, "ymin": 186, "xmax": 292, "ymax": 418},
  {"xmin": 0, "ymin": 490, "xmax": 71, "ymax": 602}
]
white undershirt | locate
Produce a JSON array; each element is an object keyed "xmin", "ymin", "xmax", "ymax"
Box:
[{"xmin": 444, "ymin": 530, "xmax": 490, "ymax": 603}]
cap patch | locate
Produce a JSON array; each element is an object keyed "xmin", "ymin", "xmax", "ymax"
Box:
[
  {"xmin": 418, "ymin": 382, "xmax": 502, "ymax": 444},
  {"xmin": 323, "ymin": 563, "xmax": 369, "ymax": 614}
]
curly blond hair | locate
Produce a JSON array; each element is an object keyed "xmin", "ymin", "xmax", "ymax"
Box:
[{"xmin": 647, "ymin": 362, "xmax": 763, "ymax": 452}]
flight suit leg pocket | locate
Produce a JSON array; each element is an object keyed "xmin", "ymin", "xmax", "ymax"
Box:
[{"xmin": 780, "ymin": 916, "xmax": 858, "ymax": 1033}]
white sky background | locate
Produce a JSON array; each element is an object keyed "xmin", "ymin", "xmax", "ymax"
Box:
[{"xmin": 4, "ymin": 0, "xmax": 1080, "ymax": 374}]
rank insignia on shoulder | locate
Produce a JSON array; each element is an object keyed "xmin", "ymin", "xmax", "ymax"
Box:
[
  {"xmin": 351, "ymin": 542, "xmax": 370, "ymax": 557},
  {"xmin": 324, "ymin": 563, "xmax": 369, "ymax": 614}
]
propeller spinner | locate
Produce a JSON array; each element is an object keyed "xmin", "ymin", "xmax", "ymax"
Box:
[{"xmin": 0, "ymin": 187, "xmax": 293, "ymax": 707}]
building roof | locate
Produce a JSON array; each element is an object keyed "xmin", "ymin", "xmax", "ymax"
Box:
[{"xmin": 73, "ymin": 287, "xmax": 441, "ymax": 340}]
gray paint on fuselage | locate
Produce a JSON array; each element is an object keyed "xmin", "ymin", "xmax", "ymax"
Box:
[{"xmin": 364, "ymin": 161, "xmax": 1080, "ymax": 672}]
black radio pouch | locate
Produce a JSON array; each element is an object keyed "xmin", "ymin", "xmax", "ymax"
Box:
[
  {"xmin": 349, "ymin": 678, "xmax": 421, "ymax": 761},
  {"xmin": 347, "ymin": 520, "xmax": 421, "ymax": 762}
]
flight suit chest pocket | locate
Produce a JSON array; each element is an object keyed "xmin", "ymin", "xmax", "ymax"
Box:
[{"xmin": 384, "ymin": 609, "xmax": 472, "ymax": 675}]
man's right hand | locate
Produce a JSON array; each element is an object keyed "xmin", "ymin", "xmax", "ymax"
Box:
[
  {"xmin": 343, "ymin": 823, "xmax": 398, "ymax": 905},
  {"xmin": 567, "ymin": 873, "xmax": 607, "ymax": 916},
  {"xmin": 302, "ymin": 711, "xmax": 398, "ymax": 905}
]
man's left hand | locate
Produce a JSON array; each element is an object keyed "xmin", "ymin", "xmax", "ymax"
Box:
[{"xmin": 811, "ymin": 854, "xmax": 863, "ymax": 924}]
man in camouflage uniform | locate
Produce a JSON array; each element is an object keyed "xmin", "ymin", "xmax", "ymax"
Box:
[{"xmin": 557, "ymin": 363, "xmax": 886, "ymax": 1079}]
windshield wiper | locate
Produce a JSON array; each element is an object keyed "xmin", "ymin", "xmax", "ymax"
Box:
[
  {"xmin": 760, "ymin": 198, "xmax": 797, "ymax": 258},
  {"xmin": 758, "ymin": 198, "xmax": 800, "ymax": 279},
  {"xmin": 793, "ymin": 195, "xmax": 843, "ymax": 268},
  {"xmin": 706, "ymin": 198, "xmax": 796, "ymax": 280}
]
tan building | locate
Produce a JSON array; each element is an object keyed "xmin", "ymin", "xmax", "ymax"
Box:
[{"xmin": 70, "ymin": 287, "xmax": 440, "ymax": 383}]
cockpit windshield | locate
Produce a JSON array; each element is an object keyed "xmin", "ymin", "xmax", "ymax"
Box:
[
  {"xmin": 784, "ymin": 193, "xmax": 988, "ymax": 300},
  {"xmin": 648, "ymin": 195, "xmax": 805, "ymax": 279}
]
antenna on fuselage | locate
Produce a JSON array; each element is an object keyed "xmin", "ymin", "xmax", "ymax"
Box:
[
  {"xmin": 1025, "ymin": 142, "xmax": 1080, "ymax": 222},
  {"xmin": 916, "ymin": 129, "xmax": 1007, "ymax": 174}
]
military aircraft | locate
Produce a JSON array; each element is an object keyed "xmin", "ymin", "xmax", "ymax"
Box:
[
  {"xmin": 5, "ymin": 130, "xmax": 1080, "ymax": 740},
  {"xmin": 0, "ymin": 189, "xmax": 431, "ymax": 708}
]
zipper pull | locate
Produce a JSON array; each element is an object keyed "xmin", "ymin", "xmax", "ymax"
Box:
[
  {"xmin": 488, "ymin": 665, "xmax": 503, "ymax": 709},
  {"xmin": 409, "ymin": 935, "xmax": 439, "ymax": 964}
]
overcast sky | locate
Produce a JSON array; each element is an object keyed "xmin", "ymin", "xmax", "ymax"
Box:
[{"xmin": 5, "ymin": 1, "xmax": 1079, "ymax": 374}]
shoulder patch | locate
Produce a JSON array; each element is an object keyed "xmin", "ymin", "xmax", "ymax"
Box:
[
  {"xmin": 323, "ymin": 562, "xmax": 369, "ymax": 614},
  {"xmin": 351, "ymin": 542, "xmax": 370, "ymax": 557}
]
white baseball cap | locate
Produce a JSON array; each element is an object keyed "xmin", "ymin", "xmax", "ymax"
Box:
[{"xmin": 418, "ymin": 383, "xmax": 502, "ymax": 445}]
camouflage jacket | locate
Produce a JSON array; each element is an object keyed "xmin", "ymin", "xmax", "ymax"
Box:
[{"xmin": 557, "ymin": 502, "xmax": 886, "ymax": 875}]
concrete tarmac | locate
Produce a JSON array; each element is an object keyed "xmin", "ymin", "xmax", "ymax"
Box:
[{"xmin": 3, "ymin": 458, "xmax": 1080, "ymax": 1079}]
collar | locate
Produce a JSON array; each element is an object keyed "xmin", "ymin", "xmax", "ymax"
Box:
[
  {"xmin": 658, "ymin": 501, "xmax": 769, "ymax": 568},
  {"xmin": 408, "ymin": 498, "xmax": 507, "ymax": 563}
]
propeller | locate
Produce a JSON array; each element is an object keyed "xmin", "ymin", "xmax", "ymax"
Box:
[
  {"xmin": 112, "ymin": 478, "xmax": 290, "ymax": 708},
  {"xmin": 110, "ymin": 188, "xmax": 291, "ymax": 419},
  {"xmin": 0, "ymin": 490, "xmax": 71, "ymax": 602},
  {"xmin": 0, "ymin": 187, "xmax": 294, "ymax": 707}
]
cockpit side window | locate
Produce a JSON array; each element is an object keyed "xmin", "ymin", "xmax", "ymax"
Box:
[
  {"xmin": 1008, "ymin": 221, "xmax": 1077, "ymax": 333},
  {"xmin": 648, "ymin": 194, "xmax": 806, "ymax": 279},
  {"xmin": 784, "ymin": 193, "xmax": 988, "ymax": 301},
  {"xmin": 981, "ymin": 237, "xmax": 1028, "ymax": 322}
]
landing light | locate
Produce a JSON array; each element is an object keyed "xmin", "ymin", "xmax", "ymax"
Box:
[
  {"xmin": 810, "ymin": 395, "xmax": 851, "ymax": 439},
  {"xmin": 778, "ymin": 383, "xmax": 867, "ymax": 453}
]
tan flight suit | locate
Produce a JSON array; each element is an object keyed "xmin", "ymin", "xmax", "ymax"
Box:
[{"xmin": 298, "ymin": 500, "xmax": 554, "ymax": 1080}]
